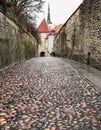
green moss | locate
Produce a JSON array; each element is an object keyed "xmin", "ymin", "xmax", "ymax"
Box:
[{"xmin": 22, "ymin": 40, "xmax": 35, "ymax": 60}]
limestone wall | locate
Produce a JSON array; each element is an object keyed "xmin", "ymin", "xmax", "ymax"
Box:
[
  {"xmin": 54, "ymin": 0, "xmax": 101, "ymax": 70},
  {"xmin": 80, "ymin": 0, "xmax": 101, "ymax": 69},
  {"xmin": 0, "ymin": 12, "xmax": 37, "ymax": 68}
]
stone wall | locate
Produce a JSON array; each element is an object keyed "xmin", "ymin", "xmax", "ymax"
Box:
[
  {"xmin": 0, "ymin": 11, "xmax": 37, "ymax": 68},
  {"xmin": 54, "ymin": 0, "xmax": 101, "ymax": 70}
]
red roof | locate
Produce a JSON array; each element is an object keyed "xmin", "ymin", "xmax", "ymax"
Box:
[
  {"xmin": 37, "ymin": 18, "xmax": 50, "ymax": 33},
  {"xmin": 53, "ymin": 24, "xmax": 63, "ymax": 33}
]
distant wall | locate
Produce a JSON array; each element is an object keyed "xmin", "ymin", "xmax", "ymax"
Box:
[
  {"xmin": 54, "ymin": 0, "xmax": 101, "ymax": 70},
  {"xmin": 0, "ymin": 12, "xmax": 37, "ymax": 68}
]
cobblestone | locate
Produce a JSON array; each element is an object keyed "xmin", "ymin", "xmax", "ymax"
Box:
[{"xmin": 0, "ymin": 57, "xmax": 101, "ymax": 130}]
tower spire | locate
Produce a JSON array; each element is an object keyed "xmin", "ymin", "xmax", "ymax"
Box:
[{"xmin": 47, "ymin": 2, "xmax": 52, "ymax": 24}]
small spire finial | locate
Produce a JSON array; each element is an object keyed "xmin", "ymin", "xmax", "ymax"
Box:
[{"xmin": 47, "ymin": 1, "xmax": 52, "ymax": 24}]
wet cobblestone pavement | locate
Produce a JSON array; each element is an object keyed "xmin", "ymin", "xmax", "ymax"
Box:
[{"xmin": 0, "ymin": 57, "xmax": 101, "ymax": 130}]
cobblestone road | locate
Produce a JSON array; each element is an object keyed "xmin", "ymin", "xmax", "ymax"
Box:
[{"xmin": 0, "ymin": 57, "xmax": 101, "ymax": 130}]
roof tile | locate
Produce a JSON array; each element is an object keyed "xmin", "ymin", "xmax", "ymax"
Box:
[{"xmin": 37, "ymin": 18, "xmax": 50, "ymax": 33}]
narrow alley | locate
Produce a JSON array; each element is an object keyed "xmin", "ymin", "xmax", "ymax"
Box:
[{"xmin": 0, "ymin": 57, "xmax": 101, "ymax": 130}]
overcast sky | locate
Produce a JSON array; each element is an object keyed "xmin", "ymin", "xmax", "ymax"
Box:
[{"xmin": 37, "ymin": 0, "xmax": 83, "ymax": 26}]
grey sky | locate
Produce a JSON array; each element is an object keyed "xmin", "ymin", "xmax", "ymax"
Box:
[{"xmin": 37, "ymin": 0, "xmax": 83, "ymax": 26}]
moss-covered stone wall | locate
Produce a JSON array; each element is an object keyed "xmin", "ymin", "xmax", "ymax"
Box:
[{"xmin": 0, "ymin": 12, "xmax": 37, "ymax": 68}]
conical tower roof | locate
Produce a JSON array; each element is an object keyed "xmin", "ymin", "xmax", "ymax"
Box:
[{"xmin": 37, "ymin": 18, "xmax": 50, "ymax": 33}]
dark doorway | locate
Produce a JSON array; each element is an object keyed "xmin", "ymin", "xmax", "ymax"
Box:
[
  {"xmin": 50, "ymin": 52, "xmax": 55, "ymax": 57},
  {"xmin": 40, "ymin": 51, "xmax": 45, "ymax": 57}
]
